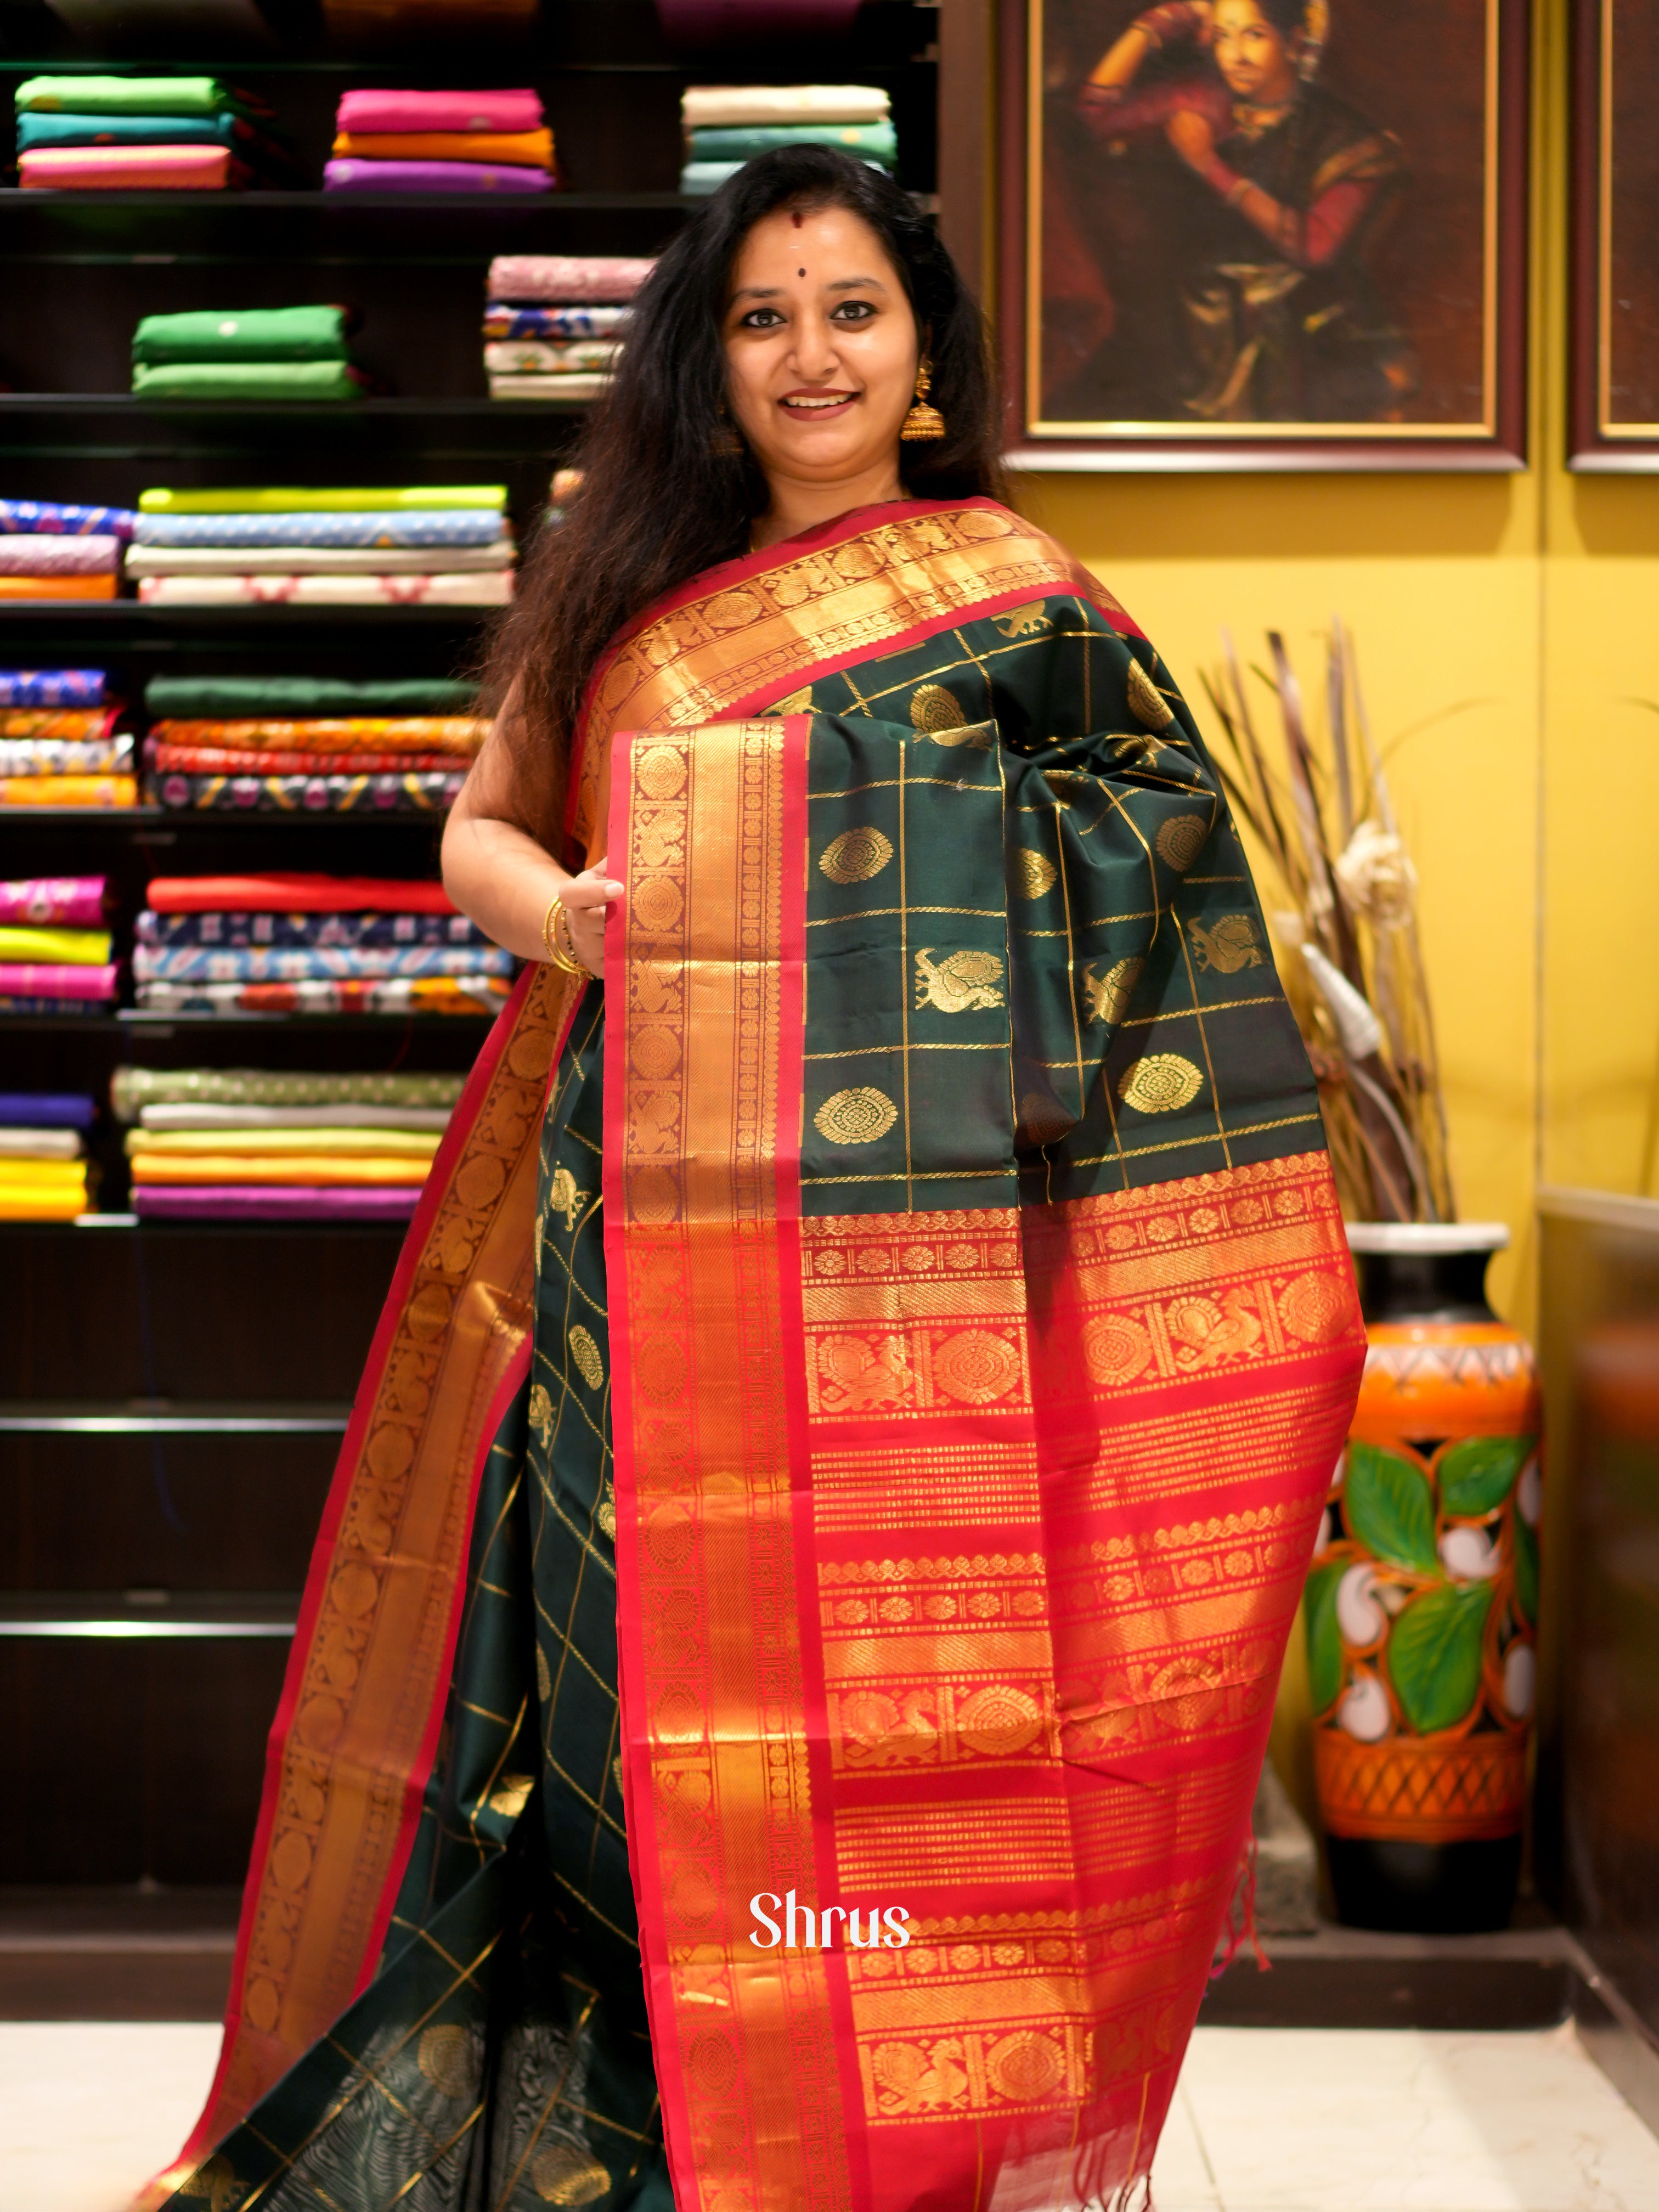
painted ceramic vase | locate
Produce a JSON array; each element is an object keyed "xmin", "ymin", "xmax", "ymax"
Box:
[{"xmin": 1306, "ymin": 1223, "xmax": 1542, "ymax": 1932}]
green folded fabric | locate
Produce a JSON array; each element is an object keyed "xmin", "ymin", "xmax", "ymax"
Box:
[
  {"xmin": 139, "ymin": 484, "xmax": 506, "ymax": 514},
  {"xmin": 133, "ymin": 307, "xmax": 348, "ymax": 367},
  {"xmin": 18, "ymin": 111, "xmax": 238, "ymax": 151},
  {"xmin": 16, "ymin": 76, "xmax": 240, "ymax": 119},
  {"xmin": 132, "ymin": 361, "xmax": 362, "ymax": 403},
  {"xmin": 687, "ymin": 121, "xmax": 898, "ymax": 163},
  {"xmin": 144, "ymin": 675, "xmax": 478, "ymax": 717},
  {"xmin": 112, "ymin": 1066, "xmax": 467, "ymax": 1119}
]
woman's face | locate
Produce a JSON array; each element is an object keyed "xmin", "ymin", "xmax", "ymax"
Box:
[
  {"xmin": 723, "ymin": 204, "xmax": 919, "ymax": 492},
  {"xmin": 1211, "ymin": 0, "xmax": 1299, "ymax": 102}
]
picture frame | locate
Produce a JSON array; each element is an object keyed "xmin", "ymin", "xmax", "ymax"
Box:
[
  {"xmin": 998, "ymin": 0, "xmax": 1531, "ymax": 470},
  {"xmin": 1569, "ymin": 0, "xmax": 1659, "ymax": 468}
]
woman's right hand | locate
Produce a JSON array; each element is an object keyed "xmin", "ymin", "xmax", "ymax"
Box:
[{"xmin": 557, "ymin": 857, "xmax": 624, "ymax": 975}]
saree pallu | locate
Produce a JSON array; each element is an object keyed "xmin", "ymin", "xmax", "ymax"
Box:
[{"xmin": 142, "ymin": 498, "xmax": 1363, "ymax": 2212}]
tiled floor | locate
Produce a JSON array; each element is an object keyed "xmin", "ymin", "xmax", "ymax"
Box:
[{"xmin": 2, "ymin": 2021, "xmax": 1656, "ymax": 2212}]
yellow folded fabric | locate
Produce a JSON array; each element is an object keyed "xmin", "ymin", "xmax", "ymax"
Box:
[
  {"xmin": 0, "ymin": 1160, "xmax": 87, "ymax": 1193},
  {"xmin": 0, "ymin": 1190, "xmax": 86, "ymax": 1219},
  {"xmin": 125, "ymin": 1126, "xmax": 442, "ymax": 1159},
  {"xmin": 128, "ymin": 1153, "xmax": 431, "ymax": 1186},
  {"xmin": 0, "ymin": 925, "xmax": 112, "ymax": 964},
  {"xmin": 0, "ymin": 776, "xmax": 137, "ymax": 807},
  {"xmin": 331, "ymin": 128, "xmax": 554, "ymax": 167}
]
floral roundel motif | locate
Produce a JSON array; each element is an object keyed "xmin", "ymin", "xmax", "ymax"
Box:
[
  {"xmin": 956, "ymin": 1684, "xmax": 1044, "ymax": 1758},
  {"xmin": 530, "ymin": 2145, "xmax": 611, "ymax": 2206},
  {"xmin": 814, "ymin": 1087, "xmax": 898, "ymax": 1146},
  {"xmin": 1278, "ymin": 1268, "xmax": 1352, "ymax": 1344},
  {"xmin": 629, "ymin": 1025, "xmax": 680, "ymax": 1081},
  {"xmin": 985, "ymin": 2029, "xmax": 1065, "ymax": 2103},
  {"xmin": 819, "ymin": 826, "xmax": 894, "ymax": 884},
  {"xmin": 910, "ymin": 682, "xmax": 967, "ymax": 733},
  {"xmin": 1011, "ymin": 847, "xmax": 1059, "ymax": 899},
  {"xmin": 1082, "ymin": 1312, "xmax": 1154, "ymax": 1387},
  {"xmin": 417, "ymin": 2024, "xmax": 476, "ymax": 2100},
  {"xmin": 1155, "ymin": 813, "xmax": 1209, "ymax": 871},
  {"xmin": 932, "ymin": 1328, "xmax": 1020, "ymax": 1404},
  {"xmin": 630, "ymin": 874, "xmax": 684, "ymax": 933},
  {"xmin": 1125, "ymin": 656, "xmax": 1176, "ymax": 731},
  {"xmin": 568, "ymin": 1324, "xmax": 605, "ymax": 1391},
  {"xmin": 1117, "ymin": 1053, "xmax": 1204, "ymax": 1114},
  {"xmin": 635, "ymin": 743, "xmax": 686, "ymax": 800}
]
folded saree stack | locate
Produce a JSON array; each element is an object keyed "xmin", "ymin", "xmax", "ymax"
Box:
[
  {"xmin": 131, "ymin": 483, "xmax": 515, "ymax": 608},
  {"xmin": 0, "ymin": 1090, "xmax": 95, "ymax": 1218},
  {"xmin": 13, "ymin": 75, "xmax": 287, "ymax": 192},
  {"xmin": 0, "ymin": 498, "xmax": 132, "ymax": 603},
  {"xmin": 134, "ymin": 872, "xmax": 513, "ymax": 1015},
  {"xmin": 679, "ymin": 83, "xmax": 895, "ymax": 193},
  {"xmin": 131, "ymin": 307, "xmax": 369, "ymax": 405},
  {"xmin": 484, "ymin": 255, "xmax": 653, "ymax": 401},
  {"xmin": 326, "ymin": 87, "xmax": 556, "ymax": 196},
  {"xmin": 114, "ymin": 1064, "xmax": 465, "ymax": 1221},
  {"xmin": 0, "ymin": 662, "xmax": 134, "ymax": 803},
  {"xmin": 0, "ymin": 873, "xmax": 115, "ymax": 1012}
]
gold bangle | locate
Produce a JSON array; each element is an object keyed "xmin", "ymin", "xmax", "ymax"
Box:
[{"xmin": 541, "ymin": 895, "xmax": 585, "ymax": 975}]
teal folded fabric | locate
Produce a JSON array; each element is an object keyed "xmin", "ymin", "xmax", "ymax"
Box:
[
  {"xmin": 133, "ymin": 307, "xmax": 349, "ymax": 367},
  {"xmin": 15, "ymin": 76, "xmax": 243, "ymax": 119},
  {"xmin": 687, "ymin": 121, "xmax": 898, "ymax": 163},
  {"xmin": 18, "ymin": 111, "xmax": 239, "ymax": 151},
  {"xmin": 681, "ymin": 156, "xmax": 887, "ymax": 196},
  {"xmin": 132, "ymin": 362, "xmax": 363, "ymax": 403}
]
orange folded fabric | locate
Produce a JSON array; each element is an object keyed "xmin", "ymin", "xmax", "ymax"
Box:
[
  {"xmin": 0, "ymin": 576, "xmax": 117, "ymax": 601},
  {"xmin": 0, "ymin": 775, "xmax": 137, "ymax": 806},
  {"xmin": 148, "ymin": 718, "xmax": 486, "ymax": 754},
  {"xmin": 128, "ymin": 1153, "xmax": 432, "ymax": 1186},
  {"xmin": 331, "ymin": 127, "xmax": 554, "ymax": 167}
]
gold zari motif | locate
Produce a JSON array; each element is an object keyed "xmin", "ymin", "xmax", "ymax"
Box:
[
  {"xmin": 1118, "ymin": 1053, "xmax": 1205, "ymax": 1113},
  {"xmin": 815, "ymin": 1087, "xmax": 899, "ymax": 1144}
]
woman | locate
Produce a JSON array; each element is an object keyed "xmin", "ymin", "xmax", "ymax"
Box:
[
  {"xmin": 141, "ymin": 148, "xmax": 1363, "ymax": 2212},
  {"xmin": 1057, "ymin": 0, "xmax": 1414, "ymax": 422}
]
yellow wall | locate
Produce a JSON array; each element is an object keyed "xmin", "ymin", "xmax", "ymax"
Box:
[{"xmin": 997, "ymin": 0, "xmax": 1659, "ymax": 1815}]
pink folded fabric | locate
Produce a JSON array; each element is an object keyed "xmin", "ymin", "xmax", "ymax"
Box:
[
  {"xmin": 20, "ymin": 145, "xmax": 238, "ymax": 191},
  {"xmin": 487, "ymin": 255, "xmax": 656, "ymax": 303},
  {"xmin": 0, "ymin": 877, "xmax": 108, "ymax": 928},
  {"xmin": 0, "ymin": 963, "xmax": 117, "ymax": 998},
  {"xmin": 134, "ymin": 1184, "xmax": 422, "ymax": 1221},
  {"xmin": 0, "ymin": 535, "xmax": 120, "ymax": 578},
  {"xmin": 336, "ymin": 88, "xmax": 543, "ymax": 136},
  {"xmin": 136, "ymin": 572, "xmax": 515, "ymax": 606}
]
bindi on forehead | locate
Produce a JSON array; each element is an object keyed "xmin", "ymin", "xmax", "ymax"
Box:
[{"xmin": 798, "ymin": 268, "xmax": 806, "ymax": 278}]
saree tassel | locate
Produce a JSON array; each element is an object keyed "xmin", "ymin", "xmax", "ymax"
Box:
[{"xmin": 1210, "ymin": 1830, "xmax": 1269, "ymax": 1979}]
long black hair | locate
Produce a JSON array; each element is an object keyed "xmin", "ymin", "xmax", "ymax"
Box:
[{"xmin": 483, "ymin": 143, "xmax": 1009, "ymax": 847}]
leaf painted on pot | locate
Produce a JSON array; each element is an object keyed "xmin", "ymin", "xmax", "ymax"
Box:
[
  {"xmin": 1387, "ymin": 1581, "xmax": 1495, "ymax": 1734},
  {"xmin": 1438, "ymin": 1434, "xmax": 1536, "ymax": 1517},
  {"xmin": 1304, "ymin": 1561, "xmax": 1345, "ymax": 1714},
  {"xmin": 1344, "ymin": 1441, "xmax": 1440, "ymax": 1575},
  {"xmin": 1514, "ymin": 1509, "xmax": 1539, "ymax": 1627}
]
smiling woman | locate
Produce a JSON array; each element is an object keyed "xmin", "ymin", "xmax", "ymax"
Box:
[{"xmin": 141, "ymin": 147, "xmax": 1364, "ymax": 2212}]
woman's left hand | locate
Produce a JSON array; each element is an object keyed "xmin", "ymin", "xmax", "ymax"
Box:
[{"xmin": 1165, "ymin": 106, "xmax": 1217, "ymax": 168}]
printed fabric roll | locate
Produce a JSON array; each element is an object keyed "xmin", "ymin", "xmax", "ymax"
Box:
[
  {"xmin": 132, "ymin": 362, "xmax": 365, "ymax": 403},
  {"xmin": 0, "ymin": 876, "xmax": 108, "ymax": 926},
  {"xmin": 138, "ymin": 486, "xmax": 505, "ymax": 516},
  {"xmin": 111, "ymin": 1065, "xmax": 465, "ymax": 1115},
  {"xmin": 336, "ymin": 88, "xmax": 544, "ymax": 136},
  {"xmin": 324, "ymin": 159, "xmax": 551, "ymax": 195},
  {"xmin": 0, "ymin": 1090, "xmax": 97, "ymax": 1126},
  {"xmin": 687, "ymin": 120, "xmax": 898, "ymax": 160},
  {"xmin": 0, "ymin": 709, "xmax": 117, "ymax": 741},
  {"xmin": 15, "ymin": 75, "xmax": 250, "ymax": 118},
  {"xmin": 331, "ymin": 128, "xmax": 554, "ymax": 166},
  {"xmin": 655, "ymin": 0, "xmax": 861, "ymax": 43},
  {"xmin": 482, "ymin": 304, "xmax": 631, "ymax": 341},
  {"xmin": 133, "ymin": 941, "xmax": 513, "ymax": 981},
  {"xmin": 0, "ymin": 537, "xmax": 121, "ymax": 578},
  {"xmin": 0, "ymin": 963, "xmax": 117, "ymax": 998},
  {"xmin": 0, "ymin": 995, "xmax": 105, "ymax": 1016},
  {"xmin": 133, "ymin": 507, "xmax": 506, "ymax": 549},
  {"xmin": 128, "ymin": 543, "xmax": 512, "ymax": 577},
  {"xmin": 139, "ymin": 1102, "xmax": 454, "ymax": 1132},
  {"xmin": 482, "ymin": 340, "xmax": 620, "ymax": 375},
  {"xmin": 680, "ymin": 84, "xmax": 890, "ymax": 126},
  {"xmin": 137, "ymin": 908, "xmax": 488, "ymax": 950},
  {"xmin": 144, "ymin": 677, "xmax": 476, "ymax": 717},
  {"xmin": 0, "ymin": 776, "xmax": 136, "ymax": 806},
  {"xmin": 0, "ymin": 578, "xmax": 117, "ymax": 601},
  {"xmin": 0, "ymin": 500, "xmax": 136, "ymax": 539},
  {"xmin": 137, "ymin": 572, "xmax": 512, "ymax": 606},
  {"xmin": 133, "ymin": 1184, "xmax": 422, "ymax": 1221},
  {"xmin": 0, "ymin": 925, "xmax": 112, "ymax": 964},
  {"xmin": 21, "ymin": 146, "xmax": 241, "ymax": 190},
  {"xmin": 487, "ymin": 254, "xmax": 655, "ymax": 303},
  {"xmin": 151, "ymin": 745, "xmax": 464, "ymax": 776},
  {"xmin": 146, "ymin": 716, "xmax": 484, "ymax": 753},
  {"xmin": 0, "ymin": 670, "xmax": 104, "ymax": 707},
  {"xmin": 152, "ymin": 770, "xmax": 466, "ymax": 812},
  {"xmin": 0, "ymin": 738, "xmax": 132, "ymax": 776},
  {"xmin": 134, "ymin": 975, "xmax": 507, "ymax": 1015},
  {"xmin": 145, "ymin": 873, "xmax": 457, "ymax": 914},
  {"xmin": 132, "ymin": 307, "xmax": 351, "ymax": 366}
]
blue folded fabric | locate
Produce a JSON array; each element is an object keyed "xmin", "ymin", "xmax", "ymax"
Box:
[
  {"xmin": 132, "ymin": 508, "xmax": 509, "ymax": 550},
  {"xmin": 136, "ymin": 909, "xmax": 489, "ymax": 951},
  {"xmin": 0, "ymin": 1092, "xmax": 96, "ymax": 1127},
  {"xmin": 483, "ymin": 304, "xmax": 631, "ymax": 341},
  {"xmin": 133, "ymin": 944, "xmax": 516, "ymax": 982},
  {"xmin": 0, "ymin": 670, "xmax": 104, "ymax": 706},
  {"xmin": 0, "ymin": 500, "xmax": 136, "ymax": 539},
  {"xmin": 16, "ymin": 111, "xmax": 238, "ymax": 152}
]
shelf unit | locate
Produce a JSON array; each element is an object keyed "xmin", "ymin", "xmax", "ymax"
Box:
[{"xmin": 0, "ymin": 0, "xmax": 951, "ymax": 1900}]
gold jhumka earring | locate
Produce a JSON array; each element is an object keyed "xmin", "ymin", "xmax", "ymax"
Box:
[{"xmin": 899, "ymin": 356, "xmax": 946, "ymax": 441}]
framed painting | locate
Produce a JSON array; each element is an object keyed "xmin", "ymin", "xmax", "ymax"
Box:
[
  {"xmin": 1570, "ymin": 0, "xmax": 1659, "ymax": 467},
  {"xmin": 998, "ymin": 0, "xmax": 1530, "ymax": 469}
]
